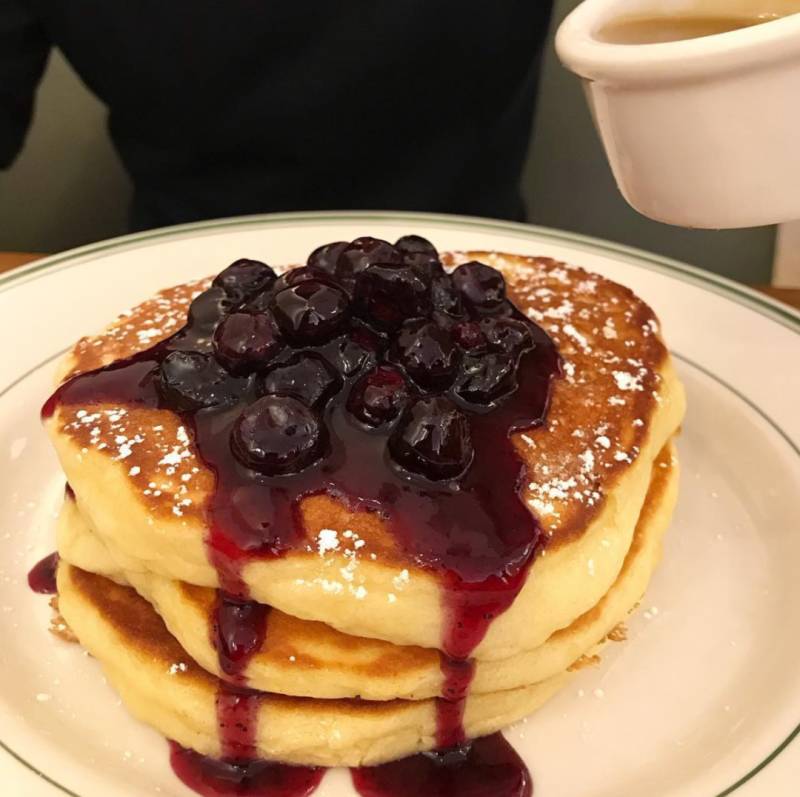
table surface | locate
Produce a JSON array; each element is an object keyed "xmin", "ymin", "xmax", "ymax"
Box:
[{"xmin": 1, "ymin": 251, "xmax": 799, "ymax": 311}]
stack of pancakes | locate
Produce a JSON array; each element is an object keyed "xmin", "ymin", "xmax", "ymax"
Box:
[{"xmin": 45, "ymin": 250, "xmax": 685, "ymax": 768}]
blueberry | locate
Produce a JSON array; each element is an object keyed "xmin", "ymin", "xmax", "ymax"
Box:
[
  {"xmin": 405, "ymin": 252, "xmax": 444, "ymax": 284},
  {"xmin": 453, "ymin": 353, "xmax": 517, "ymax": 406},
  {"xmin": 271, "ymin": 280, "xmax": 350, "ymax": 344},
  {"xmin": 479, "ymin": 317, "xmax": 533, "ymax": 357},
  {"xmin": 259, "ymin": 352, "xmax": 341, "ymax": 409},
  {"xmin": 188, "ymin": 286, "xmax": 239, "ymax": 331},
  {"xmin": 231, "ymin": 395, "xmax": 327, "ymax": 476},
  {"xmin": 243, "ymin": 290, "xmax": 273, "ymax": 314},
  {"xmin": 354, "ymin": 263, "xmax": 430, "ymax": 330},
  {"xmin": 395, "ymin": 234, "xmax": 438, "ymax": 258},
  {"xmin": 307, "ymin": 241, "xmax": 349, "ymax": 280},
  {"xmin": 430, "ymin": 274, "xmax": 464, "ymax": 320},
  {"xmin": 395, "ymin": 235, "xmax": 444, "ymax": 284},
  {"xmin": 212, "ymin": 312, "xmax": 283, "ymax": 374},
  {"xmin": 388, "ymin": 396, "xmax": 473, "ymax": 481},
  {"xmin": 347, "ymin": 365, "xmax": 409, "ymax": 427},
  {"xmin": 336, "ymin": 237, "xmax": 402, "ymax": 291},
  {"xmin": 486, "ymin": 300, "xmax": 515, "ymax": 318},
  {"xmin": 390, "ymin": 320, "xmax": 459, "ymax": 391},
  {"xmin": 452, "ymin": 321, "xmax": 488, "ymax": 353},
  {"xmin": 329, "ymin": 327, "xmax": 384, "ymax": 377},
  {"xmin": 452, "ymin": 261, "xmax": 506, "ymax": 313},
  {"xmin": 213, "ymin": 259, "xmax": 277, "ymax": 303},
  {"xmin": 158, "ymin": 351, "xmax": 243, "ymax": 411},
  {"xmin": 272, "ymin": 266, "xmax": 336, "ymax": 295}
]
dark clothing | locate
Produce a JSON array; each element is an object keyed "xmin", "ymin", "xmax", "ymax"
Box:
[{"xmin": 0, "ymin": 1, "xmax": 553, "ymax": 230}]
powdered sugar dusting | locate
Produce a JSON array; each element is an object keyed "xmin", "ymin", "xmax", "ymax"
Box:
[
  {"xmin": 444, "ymin": 251, "xmax": 669, "ymax": 540},
  {"xmin": 62, "ymin": 278, "xmax": 211, "ymax": 381},
  {"xmin": 60, "ymin": 403, "xmax": 211, "ymax": 521}
]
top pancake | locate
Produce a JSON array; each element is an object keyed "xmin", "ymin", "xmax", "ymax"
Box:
[{"xmin": 45, "ymin": 250, "xmax": 686, "ymax": 658}]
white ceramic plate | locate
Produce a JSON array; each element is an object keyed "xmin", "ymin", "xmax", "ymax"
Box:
[{"xmin": 1, "ymin": 212, "xmax": 798, "ymax": 797}]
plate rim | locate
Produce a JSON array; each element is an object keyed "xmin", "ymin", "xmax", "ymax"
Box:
[
  {"xmin": 1, "ymin": 209, "xmax": 798, "ymax": 335},
  {"xmin": 2, "ymin": 210, "xmax": 798, "ymax": 797}
]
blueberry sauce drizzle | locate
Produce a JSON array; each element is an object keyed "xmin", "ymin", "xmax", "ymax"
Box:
[
  {"xmin": 216, "ymin": 684, "xmax": 263, "ymax": 759},
  {"xmin": 210, "ymin": 592, "xmax": 275, "ymax": 791},
  {"xmin": 27, "ymin": 552, "xmax": 59, "ymax": 594},
  {"xmin": 437, "ymin": 656, "xmax": 475, "ymax": 749},
  {"xmin": 350, "ymin": 732, "xmax": 532, "ymax": 797},
  {"xmin": 213, "ymin": 592, "xmax": 271, "ymax": 682},
  {"xmin": 178, "ymin": 633, "xmax": 316, "ymax": 797},
  {"xmin": 208, "ymin": 554, "xmax": 273, "ymax": 790},
  {"xmin": 169, "ymin": 741, "xmax": 324, "ymax": 797},
  {"xmin": 41, "ymin": 238, "xmax": 560, "ymax": 796}
]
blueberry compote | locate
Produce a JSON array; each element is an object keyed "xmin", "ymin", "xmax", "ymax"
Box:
[{"xmin": 42, "ymin": 236, "xmax": 560, "ymax": 797}]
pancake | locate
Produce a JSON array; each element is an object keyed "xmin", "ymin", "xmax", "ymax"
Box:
[
  {"xmin": 58, "ymin": 442, "xmax": 678, "ymax": 701},
  {"xmin": 56, "ymin": 562, "xmax": 568, "ymax": 768},
  {"xmin": 45, "ymin": 251, "xmax": 686, "ymax": 659}
]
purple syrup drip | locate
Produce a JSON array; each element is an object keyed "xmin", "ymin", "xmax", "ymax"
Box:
[
  {"xmin": 437, "ymin": 656, "xmax": 475, "ymax": 749},
  {"xmin": 350, "ymin": 733, "xmax": 532, "ymax": 797},
  {"xmin": 169, "ymin": 740, "xmax": 324, "ymax": 797},
  {"xmin": 216, "ymin": 684, "xmax": 263, "ymax": 760},
  {"xmin": 210, "ymin": 598, "xmax": 270, "ymax": 781},
  {"xmin": 213, "ymin": 592, "xmax": 271, "ymax": 682},
  {"xmin": 27, "ymin": 552, "xmax": 59, "ymax": 594}
]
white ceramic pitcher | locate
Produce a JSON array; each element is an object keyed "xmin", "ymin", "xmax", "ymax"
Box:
[{"xmin": 556, "ymin": 0, "xmax": 800, "ymax": 228}]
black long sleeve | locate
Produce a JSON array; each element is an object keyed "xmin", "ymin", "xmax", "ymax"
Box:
[
  {"xmin": 4, "ymin": 1, "xmax": 552, "ymax": 227},
  {"xmin": 0, "ymin": 0, "xmax": 50, "ymax": 168}
]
